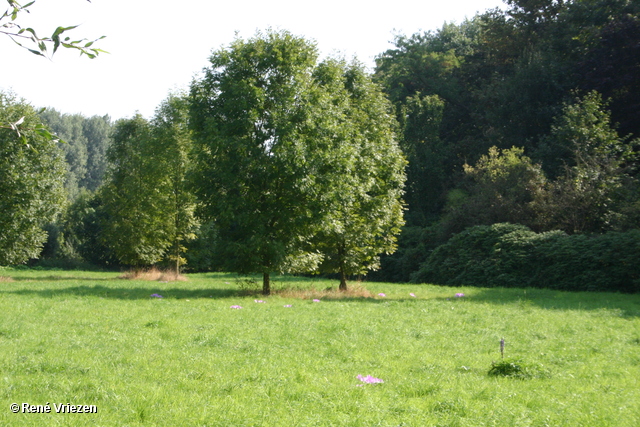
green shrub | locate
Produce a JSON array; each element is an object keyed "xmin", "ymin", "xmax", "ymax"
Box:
[
  {"xmin": 488, "ymin": 359, "xmax": 550, "ymax": 379},
  {"xmin": 411, "ymin": 223, "xmax": 640, "ymax": 292}
]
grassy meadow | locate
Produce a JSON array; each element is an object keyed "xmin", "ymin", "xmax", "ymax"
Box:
[{"xmin": 1, "ymin": 268, "xmax": 639, "ymax": 426}]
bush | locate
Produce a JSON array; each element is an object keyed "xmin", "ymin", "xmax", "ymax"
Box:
[
  {"xmin": 411, "ymin": 223, "xmax": 640, "ymax": 292},
  {"xmin": 488, "ymin": 359, "xmax": 550, "ymax": 379}
]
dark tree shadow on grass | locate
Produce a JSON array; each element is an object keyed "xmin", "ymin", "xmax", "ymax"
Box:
[
  {"xmin": 9, "ymin": 275, "xmax": 115, "ymax": 282},
  {"xmin": 0, "ymin": 285, "xmax": 246, "ymax": 300},
  {"xmin": 417, "ymin": 287, "xmax": 640, "ymax": 318}
]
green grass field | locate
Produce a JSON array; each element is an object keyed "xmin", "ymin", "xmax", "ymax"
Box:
[{"xmin": 1, "ymin": 268, "xmax": 639, "ymax": 426}]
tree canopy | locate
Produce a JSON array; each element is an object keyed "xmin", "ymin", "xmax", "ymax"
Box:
[
  {"xmin": 191, "ymin": 30, "xmax": 406, "ymax": 293},
  {"xmin": 0, "ymin": 92, "xmax": 66, "ymax": 265},
  {"xmin": 310, "ymin": 59, "xmax": 406, "ymax": 289},
  {"xmin": 100, "ymin": 115, "xmax": 172, "ymax": 267},
  {"xmin": 190, "ymin": 30, "xmax": 326, "ymax": 294}
]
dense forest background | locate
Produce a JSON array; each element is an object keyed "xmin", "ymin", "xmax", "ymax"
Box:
[{"xmin": 15, "ymin": 0, "xmax": 640, "ymax": 290}]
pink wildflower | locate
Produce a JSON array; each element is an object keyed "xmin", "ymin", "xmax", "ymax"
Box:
[{"xmin": 357, "ymin": 374, "xmax": 384, "ymax": 384}]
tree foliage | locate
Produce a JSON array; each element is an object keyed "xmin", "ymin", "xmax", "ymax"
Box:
[
  {"xmin": 399, "ymin": 93, "xmax": 448, "ymax": 225},
  {"xmin": 535, "ymin": 91, "xmax": 638, "ymax": 233},
  {"xmin": 371, "ymin": 0, "xmax": 640, "ymax": 284},
  {"xmin": 100, "ymin": 115, "xmax": 172, "ymax": 267},
  {"xmin": 4, "ymin": 0, "xmax": 639, "ymax": 290},
  {"xmin": 440, "ymin": 146, "xmax": 547, "ymax": 236},
  {"xmin": 39, "ymin": 109, "xmax": 112, "ymax": 199},
  {"xmin": 1, "ymin": 0, "xmax": 106, "ymax": 58},
  {"xmin": 191, "ymin": 30, "xmax": 405, "ymax": 292},
  {"xmin": 412, "ymin": 223, "xmax": 640, "ymax": 293},
  {"xmin": 190, "ymin": 30, "xmax": 323, "ymax": 294},
  {"xmin": 0, "ymin": 92, "xmax": 66, "ymax": 265},
  {"xmin": 310, "ymin": 59, "xmax": 406, "ymax": 289},
  {"xmin": 151, "ymin": 93, "xmax": 198, "ymax": 274}
]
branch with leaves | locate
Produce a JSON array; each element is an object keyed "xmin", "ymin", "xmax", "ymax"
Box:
[
  {"xmin": 1, "ymin": 0, "xmax": 106, "ymax": 58},
  {"xmin": 0, "ymin": 115, "xmax": 64, "ymax": 149}
]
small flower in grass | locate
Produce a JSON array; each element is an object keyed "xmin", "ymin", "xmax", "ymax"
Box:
[
  {"xmin": 150, "ymin": 293, "xmax": 163, "ymax": 298},
  {"xmin": 356, "ymin": 374, "xmax": 384, "ymax": 384},
  {"xmin": 410, "ymin": 293, "xmax": 416, "ymax": 297},
  {"xmin": 283, "ymin": 304, "xmax": 292, "ymax": 308},
  {"xmin": 378, "ymin": 293, "xmax": 386, "ymax": 297},
  {"xmin": 455, "ymin": 293, "xmax": 465, "ymax": 297},
  {"xmin": 312, "ymin": 299, "xmax": 321, "ymax": 302},
  {"xmin": 230, "ymin": 305, "xmax": 242, "ymax": 309},
  {"xmin": 254, "ymin": 299, "xmax": 265, "ymax": 303}
]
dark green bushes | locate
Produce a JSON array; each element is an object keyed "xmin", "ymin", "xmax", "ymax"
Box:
[{"xmin": 411, "ymin": 223, "xmax": 640, "ymax": 292}]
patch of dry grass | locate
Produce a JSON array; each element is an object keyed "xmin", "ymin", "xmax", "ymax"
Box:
[
  {"xmin": 118, "ymin": 267, "xmax": 187, "ymax": 282},
  {"xmin": 0, "ymin": 276, "xmax": 13, "ymax": 282},
  {"xmin": 274, "ymin": 282, "xmax": 374, "ymax": 300}
]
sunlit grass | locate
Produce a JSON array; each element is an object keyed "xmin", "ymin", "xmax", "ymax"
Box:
[
  {"xmin": 118, "ymin": 267, "xmax": 188, "ymax": 282},
  {"xmin": 1, "ymin": 268, "xmax": 639, "ymax": 426}
]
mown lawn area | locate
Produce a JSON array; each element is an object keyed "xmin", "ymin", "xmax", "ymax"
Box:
[{"xmin": 1, "ymin": 268, "xmax": 639, "ymax": 426}]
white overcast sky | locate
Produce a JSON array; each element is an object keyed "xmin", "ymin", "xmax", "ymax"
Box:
[{"xmin": 1, "ymin": 0, "xmax": 505, "ymax": 120}]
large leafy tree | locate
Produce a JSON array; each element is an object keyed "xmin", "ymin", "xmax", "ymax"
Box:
[
  {"xmin": 0, "ymin": 92, "xmax": 66, "ymax": 265},
  {"xmin": 151, "ymin": 93, "xmax": 198, "ymax": 275},
  {"xmin": 99, "ymin": 98, "xmax": 197, "ymax": 272},
  {"xmin": 535, "ymin": 91, "xmax": 638, "ymax": 233},
  {"xmin": 310, "ymin": 59, "xmax": 406, "ymax": 290},
  {"xmin": 190, "ymin": 30, "xmax": 321, "ymax": 294},
  {"xmin": 100, "ymin": 115, "xmax": 172, "ymax": 267}
]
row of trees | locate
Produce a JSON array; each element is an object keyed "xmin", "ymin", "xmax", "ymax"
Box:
[
  {"xmin": 1, "ymin": 31, "xmax": 406, "ymax": 295},
  {"xmin": 3, "ymin": 0, "xmax": 639, "ymax": 291}
]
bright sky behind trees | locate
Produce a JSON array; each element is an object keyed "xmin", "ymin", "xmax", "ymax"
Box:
[{"xmin": 0, "ymin": 0, "xmax": 504, "ymax": 120}]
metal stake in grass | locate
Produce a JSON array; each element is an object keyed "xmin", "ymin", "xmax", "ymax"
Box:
[{"xmin": 500, "ymin": 338, "xmax": 505, "ymax": 360}]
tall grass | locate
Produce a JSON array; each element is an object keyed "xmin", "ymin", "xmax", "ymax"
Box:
[
  {"xmin": 118, "ymin": 267, "xmax": 187, "ymax": 282},
  {"xmin": 0, "ymin": 268, "xmax": 639, "ymax": 426}
]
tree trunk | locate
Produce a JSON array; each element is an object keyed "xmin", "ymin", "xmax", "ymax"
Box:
[
  {"xmin": 339, "ymin": 267, "xmax": 347, "ymax": 291},
  {"xmin": 174, "ymin": 241, "xmax": 180, "ymax": 276},
  {"xmin": 338, "ymin": 242, "xmax": 348, "ymax": 291},
  {"xmin": 262, "ymin": 272, "xmax": 271, "ymax": 295}
]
